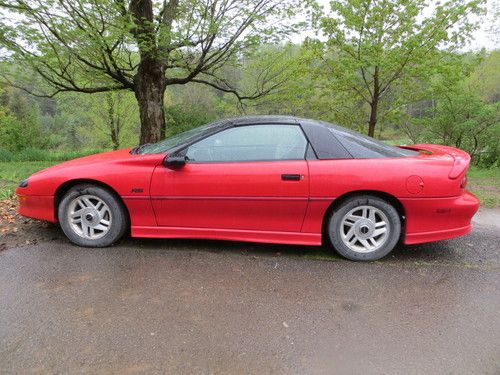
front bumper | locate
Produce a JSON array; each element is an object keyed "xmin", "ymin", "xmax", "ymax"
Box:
[
  {"xmin": 17, "ymin": 193, "xmax": 57, "ymax": 222},
  {"xmin": 402, "ymin": 191, "xmax": 480, "ymax": 245}
]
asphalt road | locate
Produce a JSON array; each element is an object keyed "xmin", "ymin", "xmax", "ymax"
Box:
[{"xmin": 0, "ymin": 212, "xmax": 499, "ymax": 374}]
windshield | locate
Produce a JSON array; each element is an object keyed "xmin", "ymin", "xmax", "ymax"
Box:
[{"xmin": 134, "ymin": 120, "xmax": 227, "ymax": 154}]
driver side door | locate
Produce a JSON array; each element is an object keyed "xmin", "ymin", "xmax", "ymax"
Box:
[{"xmin": 150, "ymin": 124, "xmax": 310, "ymax": 232}]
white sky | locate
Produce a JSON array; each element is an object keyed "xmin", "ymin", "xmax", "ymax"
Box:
[{"xmin": 292, "ymin": 0, "xmax": 500, "ymax": 51}]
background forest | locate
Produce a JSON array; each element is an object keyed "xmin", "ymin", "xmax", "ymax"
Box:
[{"xmin": 1, "ymin": 47, "xmax": 498, "ymax": 165}]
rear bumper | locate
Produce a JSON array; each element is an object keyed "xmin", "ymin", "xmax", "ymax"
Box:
[
  {"xmin": 402, "ymin": 191, "xmax": 480, "ymax": 245},
  {"xmin": 16, "ymin": 193, "xmax": 57, "ymax": 222}
]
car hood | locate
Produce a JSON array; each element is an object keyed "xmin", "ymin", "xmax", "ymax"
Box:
[{"xmin": 32, "ymin": 148, "xmax": 136, "ymax": 176}]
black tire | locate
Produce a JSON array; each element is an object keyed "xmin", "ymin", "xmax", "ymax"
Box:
[
  {"xmin": 58, "ymin": 184, "xmax": 128, "ymax": 247},
  {"xmin": 327, "ymin": 195, "xmax": 401, "ymax": 261}
]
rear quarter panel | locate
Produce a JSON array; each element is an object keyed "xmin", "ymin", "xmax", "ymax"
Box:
[
  {"xmin": 302, "ymin": 153, "xmax": 468, "ymax": 236},
  {"xmin": 307, "ymin": 154, "xmax": 458, "ymax": 199}
]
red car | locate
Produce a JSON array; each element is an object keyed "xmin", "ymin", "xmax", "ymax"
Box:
[{"xmin": 16, "ymin": 116, "xmax": 479, "ymax": 261}]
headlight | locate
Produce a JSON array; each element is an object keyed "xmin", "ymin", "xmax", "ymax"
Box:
[{"xmin": 19, "ymin": 179, "xmax": 29, "ymax": 188}]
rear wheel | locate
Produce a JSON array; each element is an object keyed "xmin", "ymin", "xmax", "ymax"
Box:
[
  {"xmin": 328, "ymin": 195, "xmax": 401, "ymax": 261},
  {"xmin": 58, "ymin": 184, "xmax": 128, "ymax": 247}
]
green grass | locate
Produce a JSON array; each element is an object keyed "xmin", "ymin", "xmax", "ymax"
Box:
[
  {"xmin": 0, "ymin": 148, "xmax": 105, "ymax": 198},
  {"xmin": 467, "ymin": 166, "xmax": 500, "ymax": 208},
  {"xmin": 0, "ymin": 161, "xmax": 59, "ymax": 198},
  {"xmin": 0, "ymin": 147, "xmax": 105, "ymax": 162}
]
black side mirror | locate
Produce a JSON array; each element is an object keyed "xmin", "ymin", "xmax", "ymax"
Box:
[{"xmin": 164, "ymin": 155, "xmax": 187, "ymax": 169}]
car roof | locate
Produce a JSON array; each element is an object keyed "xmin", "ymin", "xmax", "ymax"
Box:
[
  {"xmin": 223, "ymin": 115, "xmax": 417, "ymax": 159},
  {"xmin": 159, "ymin": 115, "xmax": 417, "ymax": 159}
]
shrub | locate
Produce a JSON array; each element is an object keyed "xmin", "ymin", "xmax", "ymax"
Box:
[
  {"xmin": 0, "ymin": 147, "xmax": 14, "ymax": 162},
  {"xmin": 15, "ymin": 147, "xmax": 47, "ymax": 161},
  {"xmin": 5, "ymin": 148, "xmax": 106, "ymax": 162}
]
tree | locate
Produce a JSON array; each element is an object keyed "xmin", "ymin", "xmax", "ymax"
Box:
[
  {"xmin": 91, "ymin": 91, "xmax": 138, "ymax": 149},
  {"xmin": 391, "ymin": 51, "xmax": 500, "ymax": 166},
  {"xmin": 318, "ymin": 0, "xmax": 485, "ymax": 137},
  {"xmin": 0, "ymin": 86, "xmax": 44, "ymax": 151},
  {"xmin": 0, "ymin": 0, "xmax": 312, "ymax": 144},
  {"xmin": 421, "ymin": 84, "xmax": 499, "ymax": 165},
  {"xmin": 470, "ymin": 50, "xmax": 500, "ymax": 103}
]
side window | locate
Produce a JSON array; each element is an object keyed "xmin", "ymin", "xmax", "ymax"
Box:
[{"xmin": 185, "ymin": 125, "xmax": 308, "ymax": 162}]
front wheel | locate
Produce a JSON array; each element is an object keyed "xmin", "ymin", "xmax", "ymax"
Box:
[
  {"xmin": 328, "ymin": 196, "xmax": 401, "ymax": 261},
  {"xmin": 58, "ymin": 184, "xmax": 128, "ymax": 247}
]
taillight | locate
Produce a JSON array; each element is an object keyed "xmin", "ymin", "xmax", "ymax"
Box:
[{"xmin": 460, "ymin": 175, "xmax": 467, "ymax": 189}]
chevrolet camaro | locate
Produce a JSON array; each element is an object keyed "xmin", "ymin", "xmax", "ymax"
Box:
[{"xmin": 16, "ymin": 116, "xmax": 480, "ymax": 261}]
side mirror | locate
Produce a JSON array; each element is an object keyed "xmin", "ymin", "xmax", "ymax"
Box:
[{"xmin": 164, "ymin": 155, "xmax": 187, "ymax": 169}]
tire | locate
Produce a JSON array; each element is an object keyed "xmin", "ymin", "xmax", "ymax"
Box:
[
  {"xmin": 327, "ymin": 195, "xmax": 401, "ymax": 261},
  {"xmin": 58, "ymin": 184, "xmax": 128, "ymax": 247}
]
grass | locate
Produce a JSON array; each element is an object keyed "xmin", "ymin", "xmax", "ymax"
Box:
[
  {"xmin": 0, "ymin": 147, "xmax": 105, "ymax": 162},
  {"xmin": 467, "ymin": 166, "xmax": 500, "ymax": 208},
  {"xmin": 1, "ymin": 157, "xmax": 498, "ymax": 208},
  {"xmin": 0, "ymin": 161, "xmax": 59, "ymax": 198},
  {"xmin": 0, "ymin": 148, "xmax": 105, "ymax": 198}
]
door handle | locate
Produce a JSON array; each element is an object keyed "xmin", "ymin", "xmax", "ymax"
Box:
[{"xmin": 281, "ymin": 174, "xmax": 302, "ymax": 181}]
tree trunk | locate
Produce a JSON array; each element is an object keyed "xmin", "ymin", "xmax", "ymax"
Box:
[
  {"xmin": 106, "ymin": 92, "xmax": 119, "ymax": 150},
  {"xmin": 134, "ymin": 58, "xmax": 166, "ymax": 145},
  {"xmin": 368, "ymin": 97, "xmax": 378, "ymax": 138},
  {"xmin": 368, "ymin": 66, "xmax": 380, "ymax": 138},
  {"xmin": 110, "ymin": 125, "xmax": 119, "ymax": 150}
]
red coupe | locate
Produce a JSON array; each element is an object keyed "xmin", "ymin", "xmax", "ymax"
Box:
[{"xmin": 16, "ymin": 116, "xmax": 479, "ymax": 261}]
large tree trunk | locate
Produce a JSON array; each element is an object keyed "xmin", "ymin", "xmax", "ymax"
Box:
[{"xmin": 134, "ymin": 58, "xmax": 166, "ymax": 145}]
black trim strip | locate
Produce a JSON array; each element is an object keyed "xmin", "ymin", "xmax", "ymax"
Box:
[{"xmin": 122, "ymin": 195, "xmax": 336, "ymax": 202}]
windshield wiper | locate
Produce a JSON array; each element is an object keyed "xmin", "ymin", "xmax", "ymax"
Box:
[{"xmin": 130, "ymin": 143, "xmax": 151, "ymax": 154}]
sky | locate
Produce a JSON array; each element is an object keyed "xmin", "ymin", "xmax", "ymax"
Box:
[{"xmin": 293, "ymin": 0, "xmax": 499, "ymax": 51}]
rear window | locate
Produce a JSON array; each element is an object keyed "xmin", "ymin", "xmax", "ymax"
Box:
[{"xmin": 327, "ymin": 126, "xmax": 419, "ymax": 158}]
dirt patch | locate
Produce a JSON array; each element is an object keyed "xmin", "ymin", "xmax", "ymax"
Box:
[
  {"xmin": 468, "ymin": 176, "xmax": 500, "ymax": 208},
  {"xmin": 473, "ymin": 208, "xmax": 500, "ymax": 229},
  {"xmin": 0, "ymin": 197, "xmax": 61, "ymax": 249}
]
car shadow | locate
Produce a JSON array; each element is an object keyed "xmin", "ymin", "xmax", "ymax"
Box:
[
  {"xmin": 8, "ymin": 220, "xmax": 486, "ymax": 266},
  {"xmin": 118, "ymin": 235, "xmax": 342, "ymax": 262},
  {"xmin": 116, "ymin": 234, "xmax": 474, "ymax": 265}
]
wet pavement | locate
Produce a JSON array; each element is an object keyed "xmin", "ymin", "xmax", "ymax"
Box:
[{"xmin": 0, "ymin": 211, "xmax": 499, "ymax": 374}]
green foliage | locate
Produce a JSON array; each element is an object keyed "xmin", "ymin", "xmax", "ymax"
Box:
[
  {"xmin": 470, "ymin": 50, "xmax": 500, "ymax": 103},
  {"xmin": 0, "ymin": 147, "xmax": 104, "ymax": 162},
  {"xmin": 165, "ymin": 105, "xmax": 216, "ymax": 136},
  {"xmin": 79, "ymin": 91, "xmax": 139, "ymax": 149},
  {"xmin": 317, "ymin": 0, "xmax": 485, "ymax": 136},
  {"xmin": 0, "ymin": 87, "xmax": 45, "ymax": 151},
  {"xmin": 14, "ymin": 147, "xmax": 47, "ymax": 162},
  {"xmin": 0, "ymin": 161, "xmax": 58, "ymax": 198},
  {"xmin": 401, "ymin": 51, "xmax": 500, "ymax": 167},
  {"xmin": 0, "ymin": 147, "xmax": 14, "ymax": 162},
  {"xmin": 421, "ymin": 90, "xmax": 499, "ymax": 166},
  {"xmin": 0, "ymin": 0, "xmax": 316, "ymax": 142},
  {"xmin": 14, "ymin": 148, "xmax": 105, "ymax": 162},
  {"xmin": 163, "ymin": 83, "xmax": 222, "ymax": 136}
]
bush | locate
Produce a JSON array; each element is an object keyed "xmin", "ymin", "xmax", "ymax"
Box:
[
  {"xmin": 46, "ymin": 148, "xmax": 105, "ymax": 161},
  {"xmin": 0, "ymin": 147, "xmax": 14, "ymax": 162},
  {"xmin": 15, "ymin": 147, "xmax": 47, "ymax": 161},
  {"xmin": 3, "ymin": 148, "xmax": 107, "ymax": 162}
]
